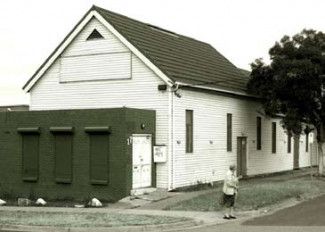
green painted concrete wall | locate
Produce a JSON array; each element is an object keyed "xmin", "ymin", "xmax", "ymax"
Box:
[{"xmin": 0, "ymin": 108, "xmax": 155, "ymax": 202}]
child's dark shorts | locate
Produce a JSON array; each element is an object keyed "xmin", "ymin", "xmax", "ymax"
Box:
[{"xmin": 223, "ymin": 193, "xmax": 235, "ymax": 207}]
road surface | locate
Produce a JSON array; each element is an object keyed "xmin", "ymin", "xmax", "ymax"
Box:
[{"xmin": 172, "ymin": 194, "xmax": 325, "ymax": 232}]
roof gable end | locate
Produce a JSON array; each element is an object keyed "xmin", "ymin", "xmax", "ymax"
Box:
[
  {"xmin": 23, "ymin": 6, "xmax": 173, "ymax": 92},
  {"xmin": 24, "ymin": 5, "xmax": 249, "ymax": 96}
]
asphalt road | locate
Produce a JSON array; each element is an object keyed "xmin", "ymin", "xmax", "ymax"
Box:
[
  {"xmin": 244, "ymin": 194, "xmax": 325, "ymax": 226},
  {"xmin": 172, "ymin": 194, "xmax": 325, "ymax": 232},
  {"xmin": 180, "ymin": 223, "xmax": 325, "ymax": 232}
]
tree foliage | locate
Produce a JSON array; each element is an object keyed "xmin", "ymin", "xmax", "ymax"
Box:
[{"xmin": 247, "ymin": 29, "xmax": 325, "ymax": 137}]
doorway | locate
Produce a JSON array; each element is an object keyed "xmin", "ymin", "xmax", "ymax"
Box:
[{"xmin": 132, "ymin": 134, "xmax": 152, "ymax": 189}]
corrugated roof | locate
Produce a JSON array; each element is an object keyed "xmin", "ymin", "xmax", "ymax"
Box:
[{"xmin": 94, "ymin": 6, "xmax": 248, "ymax": 92}]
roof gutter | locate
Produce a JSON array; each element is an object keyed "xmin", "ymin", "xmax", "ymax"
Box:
[{"xmin": 175, "ymin": 81, "xmax": 260, "ymax": 99}]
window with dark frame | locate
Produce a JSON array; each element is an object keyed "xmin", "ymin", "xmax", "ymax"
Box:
[
  {"xmin": 256, "ymin": 117, "xmax": 262, "ymax": 150},
  {"xmin": 306, "ymin": 133, "xmax": 309, "ymax": 152},
  {"xmin": 227, "ymin": 113, "xmax": 232, "ymax": 152},
  {"xmin": 50, "ymin": 127, "xmax": 74, "ymax": 184},
  {"xmin": 17, "ymin": 128, "xmax": 40, "ymax": 182},
  {"xmin": 86, "ymin": 29, "xmax": 104, "ymax": 40},
  {"xmin": 186, "ymin": 110, "xmax": 193, "ymax": 153},
  {"xmin": 272, "ymin": 122, "xmax": 276, "ymax": 153},
  {"xmin": 22, "ymin": 134, "xmax": 40, "ymax": 182},
  {"xmin": 85, "ymin": 127, "xmax": 110, "ymax": 185},
  {"xmin": 287, "ymin": 132, "xmax": 292, "ymax": 153},
  {"xmin": 54, "ymin": 134, "xmax": 73, "ymax": 183},
  {"xmin": 89, "ymin": 133, "xmax": 109, "ymax": 185}
]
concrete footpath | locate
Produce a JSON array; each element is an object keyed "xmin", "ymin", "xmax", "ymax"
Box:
[{"xmin": 0, "ymin": 168, "xmax": 322, "ymax": 232}]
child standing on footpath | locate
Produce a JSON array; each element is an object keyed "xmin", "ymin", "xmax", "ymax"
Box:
[{"xmin": 221, "ymin": 165, "xmax": 239, "ymax": 219}]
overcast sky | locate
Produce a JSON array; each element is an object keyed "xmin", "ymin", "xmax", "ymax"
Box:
[{"xmin": 1, "ymin": 0, "xmax": 325, "ymax": 105}]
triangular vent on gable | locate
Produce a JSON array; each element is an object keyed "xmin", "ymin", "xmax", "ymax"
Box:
[{"xmin": 86, "ymin": 29, "xmax": 104, "ymax": 40}]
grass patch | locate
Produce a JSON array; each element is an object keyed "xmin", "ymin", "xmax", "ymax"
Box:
[
  {"xmin": 166, "ymin": 177, "xmax": 325, "ymax": 212},
  {"xmin": 172, "ymin": 181, "xmax": 219, "ymax": 192},
  {"xmin": 0, "ymin": 211, "xmax": 188, "ymax": 227}
]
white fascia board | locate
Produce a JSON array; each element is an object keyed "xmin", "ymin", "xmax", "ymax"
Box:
[
  {"xmin": 24, "ymin": 10, "xmax": 174, "ymax": 92},
  {"xmin": 175, "ymin": 81, "xmax": 259, "ymax": 98},
  {"xmin": 24, "ymin": 12, "xmax": 95, "ymax": 92},
  {"xmin": 93, "ymin": 11, "xmax": 173, "ymax": 87}
]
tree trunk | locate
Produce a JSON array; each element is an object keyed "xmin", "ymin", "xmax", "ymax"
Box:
[
  {"xmin": 318, "ymin": 142, "xmax": 324, "ymax": 175},
  {"xmin": 317, "ymin": 123, "xmax": 325, "ymax": 176},
  {"xmin": 293, "ymin": 134, "xmax": 300, "ymax": 170}
]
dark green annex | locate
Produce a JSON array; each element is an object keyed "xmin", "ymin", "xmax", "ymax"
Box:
[{"xmin": 0, "ymin": 108, "xmax": 155, "ymax": 202}]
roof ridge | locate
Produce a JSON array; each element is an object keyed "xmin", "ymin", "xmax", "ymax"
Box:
[
  {"xmin": 205, "ymin": 43, "xmax": 249, "ymax": 79},
  {"xmin": 93, "ymin": 5, "xmax": 248, "ymax": 90},
  {"xmin": 92, "ymin": 5, "xmax": 214, "ymax": 47}
]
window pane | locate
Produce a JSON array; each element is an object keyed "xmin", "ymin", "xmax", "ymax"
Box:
[
  {"xmin": 256, "ymin": 117, "xmax": 262, "ymax": 150},
  {"xmin": 272, "ymin": 122, "xmax": 276, "ymax": 153},
  {"xmin": 227, "ymin": 114, "xmax": 232, "ymax": 152},
  {"xmin": 86, "ymin": 29, "xmax": 104, "ymax": 40},
  {"xmin": 186, "ymin": 110, "xmax": 193, "ymax": 153}
]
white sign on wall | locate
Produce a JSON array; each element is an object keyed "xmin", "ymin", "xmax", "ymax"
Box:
[
  {"xmin": 153, "ymin": 145, "xmax": 167, "ymax": 163},
  {"xmin": 60, "ymin": 52, "xmax": 131, "ymax": 83}
]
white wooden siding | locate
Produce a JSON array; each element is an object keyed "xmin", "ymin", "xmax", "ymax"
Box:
[
  {"xmin": 171, "ymin": 89, "xmax": 314, "ymax": 188},
  {"xmin": 29, "ymin": 18, "xmax": 169, "ymax": 189},
  {"xmin": 299, "ymin": 133, "xmax": 313, "ymax": 167},
  {"xmin": 28, "ymin": 16, "xmax": 315, "ymax": 191},
  {"xmin": 310, "ymin": 142, "xmax": 318, "ymax": 166},
  {"xmin": 62, "ymin": 17, "xmax": 128, "ymax": 57},
  {"xmin": 60, "ymin": 52, "xmax": 131, "ymax": 82}
]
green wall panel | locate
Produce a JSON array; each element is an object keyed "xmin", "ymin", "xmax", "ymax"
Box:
[
  {"xmin": 22, "ymin": 134, "xmax": 39, "ymax": 182},
  {"xmin": 89, "ymin": 134, "xmax": 109, "ymax": 185},
  {"xmin": 54, "ymin": 134, "xmax": 73, "ymax": 183},
  {"xmin": 0, "ymin": 108, "xmax": 155, "ymax": 202}
]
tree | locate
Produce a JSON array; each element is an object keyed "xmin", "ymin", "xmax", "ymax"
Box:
[{"xmin": 247, "ymin": 29, "xmax": 325, "ymax": 175}]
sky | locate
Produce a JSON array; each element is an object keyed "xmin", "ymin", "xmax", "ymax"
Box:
[{"xmin": 0, "ymin": 0, "xmax": 325, "ymax": 105}]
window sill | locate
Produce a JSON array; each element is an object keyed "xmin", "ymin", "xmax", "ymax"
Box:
[
  {"xmin": 56, "ymin": 178, "xmax": 72, "ymax": 184},
  {"xmin": 23, "ymin": 177, "xmax": 38, "ymax": 182},
  {"xmin": 91, "ymin": 180, "xmax": 108, "ymax": 185}
]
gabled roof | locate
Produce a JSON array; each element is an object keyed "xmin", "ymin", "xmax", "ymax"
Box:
[
  {"xmin": 94, "ymin": 6, "xmax": 248, "ymax": 92},
  {"xmin": 24, "ymin": 5, "xmax": 249, "ymax": 94}
]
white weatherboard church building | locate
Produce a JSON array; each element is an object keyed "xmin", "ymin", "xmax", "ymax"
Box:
[{"xmin": 23, "ymin": 6, "xmax": 316, "ymax": 191}]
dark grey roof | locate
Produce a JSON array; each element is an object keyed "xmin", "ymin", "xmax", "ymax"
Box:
[
  {"xmin": 93, "ymin": 6, "xmax": 248, "ymax": 92},
  {"xmin": 24, "ymin": 5, "xmax": 249, "ymax": 93},
  {"xmin": 238, "ymin": 68, "xmax": 251, "ymax": 78}
]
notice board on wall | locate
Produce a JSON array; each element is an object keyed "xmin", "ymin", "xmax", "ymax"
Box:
[{"xmin": 153, "ymin": 145, "xmax": 167, "ymax": 163}]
